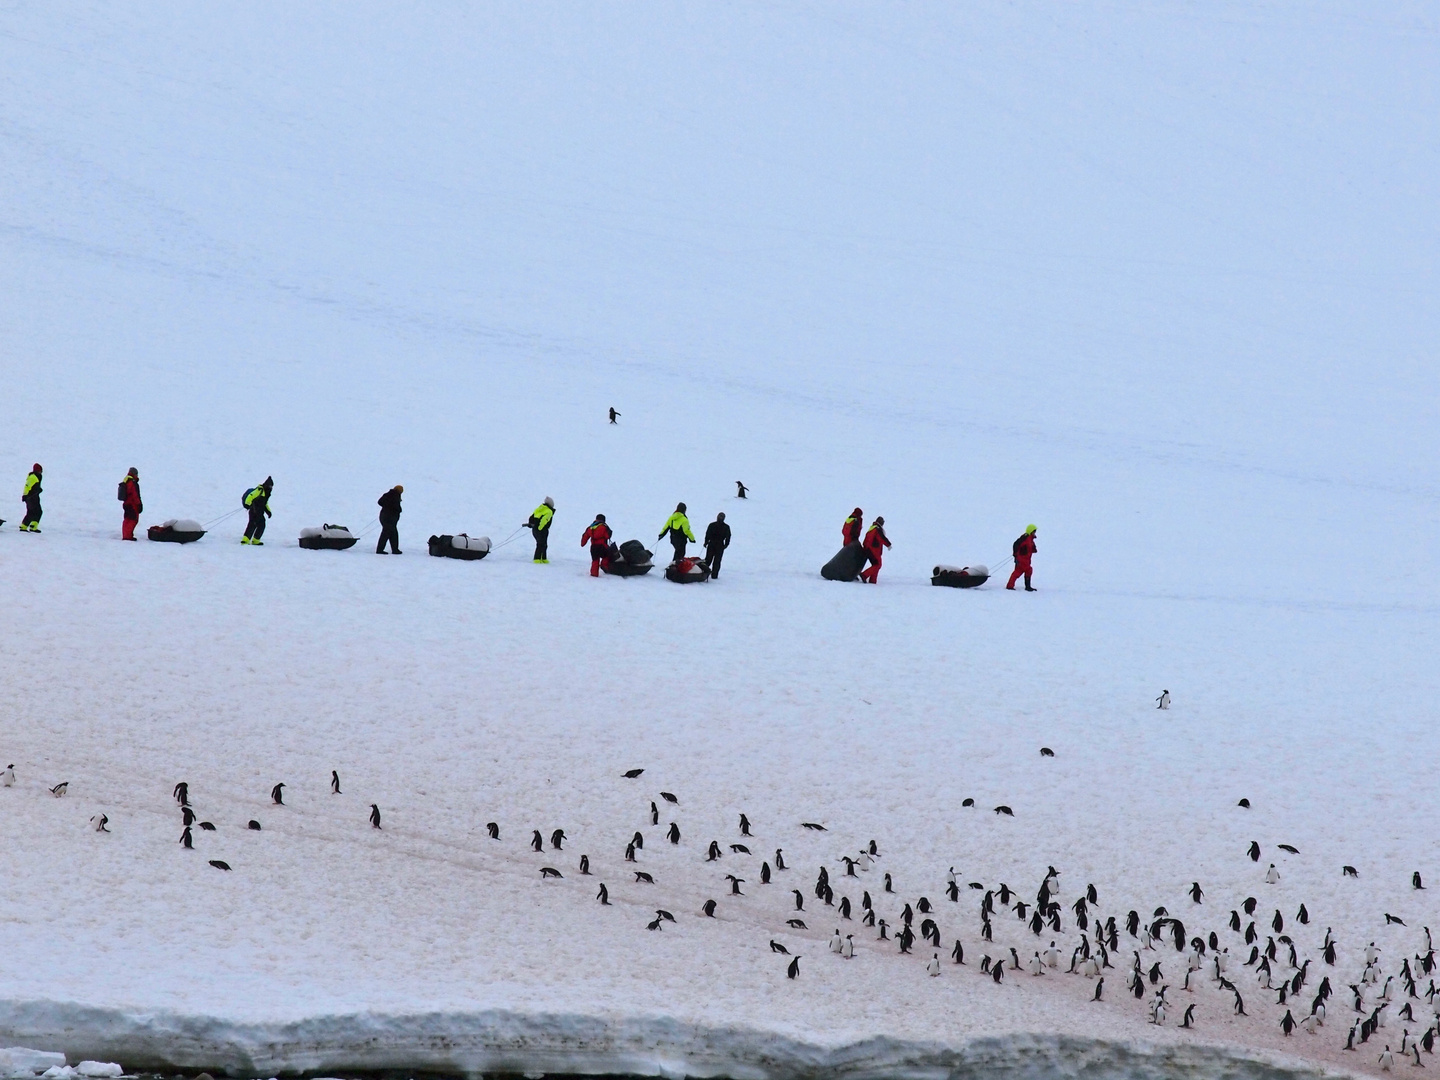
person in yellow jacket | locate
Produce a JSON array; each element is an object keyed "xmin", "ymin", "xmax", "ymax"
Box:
[
  {"xmin": 659, "ymin": 502, "xmax": 696, "ymax": 563},
  {"xmin": 525, "ymin": 496, "xmax": 555, "ymax": 562},
  {"xmin": 20, "ymin": 464, "xmax": 43, "ymax": 531}
]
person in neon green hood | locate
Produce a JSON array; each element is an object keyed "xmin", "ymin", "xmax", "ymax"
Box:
[
  {"xmin": 1007, "ymin": 524, "xmax": 1038, "ymax": 591},
  {"xmin": 526, "ymin": 497, "xmax": 555, "ymax": 563},
  {"xmin": 659, "ymin": 502, "xmax": 696, "ymax": 562}
]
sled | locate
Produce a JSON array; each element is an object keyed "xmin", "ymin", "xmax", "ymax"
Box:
[
  {"xmin": 931, "ymin": 564, "xmax": 989, "ymax": 588},
  {"xmin": 147, "ymin": 519, "xmax": 206, "ymax": 544},
  {"xmin": 603, "ymin": 539, "xmax": 655, "ymax": 577},
  {"xmin": 821, "ymin": 542, "xmax": 867, "ymax": 582},
  {"xmin": 665, "ymin": 556, "xmax": 711, "ymax": 584},
  {"xmin": 298, "ymin": 524, "xmax": 357, "ymax": 550},
  {"xmin": 427, "ymin": 533, "xmax": 492, "ymax": 561}
]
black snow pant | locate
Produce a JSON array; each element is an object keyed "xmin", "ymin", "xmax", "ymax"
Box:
[
  {"xmin": 532, "ymin": 526, "xmax": 550, "ymax": 561},
  {"xmin": 670, "ymin": 535, "xmax": 687, "ymax": 562},
  {"xmin": 703, "ymin": 545, "xmax": 725, "ymax": 578},
  {"xmin": 21, "ymin": 495, "xmax": 41, "ymax": 529},
  {"xmin": 244, "ymin": 505, "xmax": 267, "ymax": 541},
  {"xmin": 377, "ymin": 515, "xmax": 400, "ymax": 553}
]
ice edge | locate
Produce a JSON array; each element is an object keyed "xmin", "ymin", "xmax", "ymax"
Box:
[{"xmin": 0, "ymin": 1001, "xmax": 1366, "ymax": 1080}]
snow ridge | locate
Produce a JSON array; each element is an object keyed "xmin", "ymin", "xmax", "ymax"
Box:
[{"xmin": 0, "ymin": 1002, "xmax": 1365, "ymax": 1080}]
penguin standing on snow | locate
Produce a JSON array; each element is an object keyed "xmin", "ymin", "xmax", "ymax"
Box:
[
  {"xmin": 761, "ymin": 862, "xmax": 771, "ymax": 884},
  {"xmin": 179, "ymin": 826, "xmax": 193, "ymax": 849},
  {"xmin": 1093, "ymin": 977, "xmax": 1104, "ymax": 1001},
  {"xmin": 90, "ymin": 814, "xmax": 109, "ymax": 832},
  {"xmin": 579, "ymin": 854, "xmax": 591, "ymax": 875},
  {"xmin": 739, "ymin": 813, "xmax": 751, "ymax": 836},
  {"xmin": 726, "ymin": 874, "xmax": 745, "ymax": 895},
  {"xmin": 786, "ymin": 956, "xmax": 800, "ymax": 979},
  {"xmin": 173, "ymin": 782, "xmax": 189, "ymax": 806},
  {"xmin": 667, "ymin": 822, "xmax": 681, "ymax": 844},
  {"xmin": 1157, "ymin": 691, "xmax": 1171, "ymax": 710},
  {"xmin": 1265, "ymin": 864, "xmax": 1281, "ymax": 884},
  {"xmin": 596, "ymin": 883, "xmax": 610, "ymax": 905},
  {"xmin": 927, "ymin": 953, "xmax": 941, "ymax": 976},
  {"xmin": 531, "ymin": 830, "xmax": 544, "ymax": 852},
  {"xmin": 370, "ymin": 804, "xmax": 382, "ymax": 829},
  {"xmin": 1181, "ymin": 1003, "xmax": 1196, "ymax": 1028},
  {"xmin": 1, "ymin": 765, "xmax": 14, "ymax": 787},
  {"xmin": 830, "ymin": 930, "xmax": 843, "ymax": 953},
  {"xmin": 775, "ymin": 849, "xmax": 786, "ymax": 870},
  {"xmin": 792, "ymin": 889, "xmax": 805, "ymax": 911},
  {"xmin": 330, "ymin": 771, "xmax": 341, "ymax": 794},
  {"xmin": 842, "ymin": 935, "xmax": 854, "ymax": 959},
  {"xmin": 271, "ymin": 783, "xmax": 285, "ymax": 805}
]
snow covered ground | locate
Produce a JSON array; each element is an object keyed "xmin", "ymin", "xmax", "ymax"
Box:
[{"xmin": 1, "ymin": 2, "xmax": 1437, "ymax": 1077}]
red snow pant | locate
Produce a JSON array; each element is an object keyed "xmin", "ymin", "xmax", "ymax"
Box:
[
  {"xmin": 122, "ymin": 514, "xmax": 139, "ymax": 540},
  {"xmin": 589, "ymin": 544, "xmax": 610, "ymax": 577},
  {"xmin": 1006, "ymin": 557, "xmax": 1032, "ymax": 589},
  {"xmin": 859, "ymin": 554, "xmax": 882, "ymax": 583}
]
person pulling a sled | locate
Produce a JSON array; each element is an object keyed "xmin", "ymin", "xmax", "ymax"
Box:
[
  {"xmin": 703, "ymin": 512, "xmax": 731, "ymax": 579},
  {"xmin": 581, "ymin": 513, "xmax": 613, "ymax": 576},
  {"xmin": 376, "ymin": 485, "xmax": 403, "ymax": 554},
  {"xmin": 119, "ymin": 468, "xmax": 142, "ymax": 540},
  {"xmin": 659, "ymin": 503, "xmax": 696, "ymax": 563},
  {"xmin": 19, "ymin": 464, "xmax": 43, "ymax": 532},
  {"xmin": 842, "ymin": 508, "xmax": 864, "ymax": 547},
  {"xmin": 526, "ymin": 497, "xmax": 555, "ymax": 563},
  {"xmin": 1006, "ymin": 524, "xmax": 1037, "ymax": 591},
  {"xmin": 242, "ymin": 477, "xmax": 273, "ymax": 545},
  {"xmin": 859, "ymin": 516, "xmax": 890, "ymax": 583}
]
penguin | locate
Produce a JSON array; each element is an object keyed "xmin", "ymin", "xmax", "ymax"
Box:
[
  {"xmin": 706, "ymin": 840, "xmax": 722, "ymax": 861},
  {"xmin": 330, "ymin": 771, "xmax": 341, "ymax": 794},
  {"xmin": 634, "ymin": 871, "xmax": 654, "ymax": 883},
  {"xmin": 884, "ymin": 872, "xmax": 893, "ymax": 893},
  {"xmin": 539, "ymin": 866, "xmax": 562, "ymax": 879},
  {"xmin": 487, "ymin": 822, "xmax": 500, "ymax": 840},
  {"xmin": 198, "ymin": 821, "xmax": 215, "ymax": 831},
  {"xmin": 877, "ymin": 918, "xmax": 888, "ymax": 940},
  {"xmin": 760, "ymin": 861, "xmax": 771, "ymax": 884},
  {"xmin": 1028, "ymin": 953, "xmax": 1044, "ymax": 976},
  {"xmin": 551, "ymin": 829, "xmax": 565, "ymax": 850},
  {"xmin": 1247, "ymin": 841, "xmax": 1261, "ymax": 861},
  {"xmin": 208, "ymin": 860, "xmax": 231, "ymax": 871},
  {"xmin": 993, "ymin": 805, "xmax": 1014, "ymax": 816},
  {"xmin": 841, "ymin": 856, "xmax": 857, "ymax": 876},
  {"xmin": 774, "ymin": 849, "xmax": 787, "ymax": 870},
  {"xmin": 731, "ymin": 843, "xmax": 750, "ymax": 854},
  {"xmin": 625, "ymin": 842, "xmax": 637, "ymax": 862},
  {"xmin": 647, "ymin": 917, "xmax": 663, "ymax": 931},
  {"xmin": 179, "ymin": 826, "xmax": 193, "ymax": 849},
  {"xmin": 1278, "ymin": 843, "xmax": 1299, "ymax": 854},
  {"xmin": 1190, "ymin": 882, "xmax": 1203, "ymax": 903},
  {"xmin": 370, "ymin": 804, "xmax": 382, "ymax": 829},
  {"xmin": 597, "ymin": 883, "xmax": 610, "ymax": 904},
  {"xmin": 660, "ymin": 791, "xmax": 678, "ymax": 804},
  {"xmin": 1416, "ymin": 872, "xmax": 1426, "ymax": 890},
  {"xmin": 962, "ymin": 798, "xmax": 974, "ymax": 807},
  {"xmin": 182, "ymin": 806, "xmax": 196, "ymax": 827},
  {"xmin": 1300, "ymin": 1012, "xmax": 1318, "ymax": 1034},
  {"xmin": 801, "ymin": 822, "xmax": 826, "ymax": 831},
  {"xmin": 917, "ymin": 896, "xmax": 932, "ymax": 914},
  {"xmin": 839, "ymin": 896, "xmax": 851, "ymax": 919},
  {"xmin": 173, "ymin": 782, "xmax": 188, "ymax": 806},
  {"xmin": 857, "ymin": 850, "xmax": 873, "ymax": 872},
  {"xmin": 769, "ymin": 940, "xmax": 790, "ymax": 954},
  {"xmin": 787, "ymin": 918, "xmax": 807, "ymax": 929},
  {"xmin": 622, "ymin": 768, "xmax": 644, "ymax": 778},
  {"xmin": 1387, "ymin": 914, "xmax": 1408, "ymax": 926},
  {"xmin": 1237, "ymin": 797, "xmax": 1250, "ymax": 808},
  {"xmin": 702, "ymin": 899, "xmax": 717, "ymax": 917},
  {"xmin": 650, "ymin": 802, "xmax": 659, "ymax": 825},
  {"xmin": 49, "ymin": 782, "xmax": 67, "ymax": 797},
  {"xmin": 1, "ymin": 765, "xmax": 14, "ymax": 787},
  {"xmin": 792, "ymin": 889, "xmax": 804, "ymax": 911},
  {"xmin": 632, "ymin": 830, "xmax": 644, "ymax": 850},
  {"xmin": 952, "ymin": 939, "xmax": 965, "ymax": 964},
  {"xmin": 992, "ymin": 959, "xmax": 1005, "ymax": 984},
  {"xmin": 830, "ymin": 930, "xmax": 843, "ymax": 953},
  {"xmin": 863, "ymin": 908, "xmax": 876, "ymax": 927},
  {"xmin": 842, "ymin": 935, "xmax": 854, "ymax": 959},
  {"xmin": 1297, "ymin": 902, "xmax": 1308, "ymax": 924},
  {"xmin": 1181, "ymin": 1003, "xmax": 1196, "ymax": 1028},
  {"xmin": 726, "ymin": 875, "xmax": 744, "ymax": 895},
  {"xmin": 247, "ymin": 820, "xmax": 261, "ymax": 830},
  {"xmin": 667, "ymin": 822, "xmax": 681, "ymax": 844},
  {"xmin": 655, "ymin": 909, "xmax": 675, "ymax": 922},
  {"xmin": 271, "ymin": 783, "xmax": 284, "ymax": 805},
  {"xmin": 1273, "ymin": 909, "xmax": 1284, "ymax": 932},
  {"xmin": 90, "ymin": 814, "xmax": 109, "ymax": 833},
  {"xmin": 787, "ymin": 956, "xmax": 800, "ymax": 979},
  {"xmin": 1281, "ymin": 1009, "xmax": 1295, "ymax": 1036},
  {"xmin": 531, "ymin": 830, "xmax": 544, "ymax": 852},
  {"xmin": 1040, "ymin": 747, "xmax": 1054, "ymax": 757},
  {"xmin": 1265, "ymin": 864, "xmax": 1281, "ymax": 884},
  {"xmin": 1233, "ymin": 990, "xmax": 1246, "ymax": 1015},
  {"xmin": 1094, "ymin": 978, "xmax": 1105, "ymax": 1001},
  {"xmin": 1157, "ymin": 690, "xmax": 1170, "ymax": 709},
  {"xmin": 739, "ymin": 813, "xmax": 751, "ymax": 836},
  {"xmin": 946, "ymin": 880, "xmax": 959, "ymax": 902},
  {"xmin": 1344, "ymin": 865, "xmax": 1359, "ymax": 877},
  {"xmin": 927, "ymin": 953, "xmax": 941, "ymax": 976},
  {"xmin": 1379, "ymin": 1046, "xmax": 1394, "ymax": 1071}
]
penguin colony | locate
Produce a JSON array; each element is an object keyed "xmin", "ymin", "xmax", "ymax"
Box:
[{"xmin": 5, "ymin": 760, "xmax": 1437, "ymax": 1072}]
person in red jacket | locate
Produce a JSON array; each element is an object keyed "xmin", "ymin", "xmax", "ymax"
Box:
[
  {"xmin": 1006, "ymin": 524, "xmax": 1037, "ymax": 591},
  {"xmin": 842, "ymin": 508, "xmax": 864, "ymax": 546},
  {"xmin": 581, "ymin": 514, "xmax": 614, "ymax": 577},
  {"xmin": 858, "ymin": 516, "xmax": 890, "ymax": 582},
  {"xmin": 119, "ymin": 468, "xmax": 142, "ymax": 540}
]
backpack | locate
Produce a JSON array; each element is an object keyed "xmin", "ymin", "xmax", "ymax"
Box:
[
  {"xmin": 117, "ymin": 481, "xmax": 128, "ymax": 502},
  {"xmin": 243, "ymin": 487, "xmax": 259, "ymax": 508}
]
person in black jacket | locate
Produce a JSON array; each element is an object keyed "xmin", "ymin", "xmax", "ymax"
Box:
[
  {"xmin": 242, "ymin": 477, "xmax": 273, "ymax": 545},
  {"xmin": 376, "ymin": 485, "xmax": 403, "ymax": 554},
  {"xmin": 703, "ymin": 512, "xmax": 731, "ymax": 579}
]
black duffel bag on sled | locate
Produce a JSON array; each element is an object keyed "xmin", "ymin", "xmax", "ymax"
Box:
[
  {"xmin": 147, "ymin": 518, "xmax": 206, "ymax": 544},
  {"xmin": 665, "ymin": 556, "xmax": 711, "ymax": 583},
  {"xmin": 931, "ymin": 564, "xmax": 989, "ymax": 588},
  {"xmin": 603, "ymin": 539, "xmax": 655, "ymax": 577},
  {"xmin": 427, "ymin": 534, "xmax": 491, "ymax": 561},
  {"xmin": 299, "ymin": 525, "xmax": 358, "ymax": 550},
  {"xmin": 821, "ymin": 542, "xmax": 867, "ymax": 582}
]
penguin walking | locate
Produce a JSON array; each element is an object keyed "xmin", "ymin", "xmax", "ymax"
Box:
[
  {"xmin": 1190, "ymin": 882, "xmax": 1203, "ymax": 903},
  {"xmin": 50, "ymin": 782, "xmax": 68, "ymax": 797},
  {"xmin": 182, "ymin": 805, "xmax": 196, "ymax": 827},
  {"xmin": 786, "ymin": 956, "xmax": 800, "ymax": 979},
  {"xmin": 269, "ymin": 783, "xmax": 285, "ymax": 805},
  {"xmin": 1415, "ymin": 872, "xmax": 1426, "ymax": 890},
  {"xmin": 927, "ymin": 952, "xmax": 941, "ymax": 976},
  {"xmin": 739, "ymin": 813, "xmax": 751, "ymax": 837},
  {"xmin": 579, "ymin": 854, "xmax": 591, "ymax": 875},
  {"xmin": 1281, "ymin": 1009, "xmax": 1295, "ymax": 1036},
  {"xmin": 1265, "ymin": 863, "xmax": 1281, "ymax": 884},
  {"xmin": 1, "ymin": 765, "xmax": 14, "ymax": 787},
  {"xmin": 173, "ymin": 781, "xmax": 188, "ymax": 806},
  {"xmin": 531, "ymin": 830, "xmax": 544, "ymax": 852},
  {"xmin": 775, "ymin": 848, "xmax": 786, "ymax": 870},
  {"xmin": 726, "ymin": 874, "xmax": 745, "ymax": 895},
  {"xmin": 625, "ymin": 842, "xmax": 637, "ymax": 862},
  {"xmin": 1181, "ymin": 1003, "xmax": 1196, "ymax": 1028},
  {"xmin": 792, "ymin": 889, "xmax": 805, "ymax": 911},
  {"xmin": 370, "ymin": 804, "xmax": 382, "ymax": 829},
  {"xmin": 1379, "ymin": 1046, "xmax": 1395, "ymax": 1071},
  {"xmin": 1094, "ymin": 977, "xmax": 1104, "ymax": 1001},
  {"xmin": 330, "ymin": 771, "xmax": 341, "ymax": 794},
  {"xmin": 842, "ymin": 935, "xmax": 854, "ymax": 959},
  {"xmin": 702, "ymin": 899, "xmax": 717, "ymax": 917},
  {"xmin": 650, "ymin": 802, "xmax": 659, "ymax": 826},
  {"xmin": 667, "ymin": 822, "xmax": 681, "ymax": 844},
  {"xmin": 597, "ymin": 883, "xmax": 610, "ymax": 905},
  {"xmin": 551, "ymin": 829, "xmax": 566, "ymax": 850},
  {"xmin": 706, "ymin": 840, "xmax": 722, "ymax": 861},
  {"xmin": 180, "ymin": 826, "xmax": 193, "ymax": 849},
  {"xmin": 1157, "ymin": 691, "xmax": 1171, "ymax": 710},
  {"xmin": 760, "ymin": 862, "xmax": 771, "ymax": 884},
  {"xmin": 830, "ymin": 930, "xmax": 843, "ymax": 954},
  {"xmin": 487, "ymin": 822, "xmax": 500, "ymax": 839},
  {"xmin": 90, "ymin": 814, "xmax": 109, "ymax": 833}
]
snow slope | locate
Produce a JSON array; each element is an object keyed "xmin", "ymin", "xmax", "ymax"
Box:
[{"xmin": 0, "ymin": 2, "xmax": 1437, "ymax": 1077}]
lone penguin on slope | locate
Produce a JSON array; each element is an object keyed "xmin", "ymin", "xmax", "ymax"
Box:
[
  {"xmin": 1157, "ymin": 690, "xmax": 1171, "ymax": 710},
  {"xmin": 786, "ymin": 956, "xmax": 800, "ymax": 979},
  {"xmin": 271, "ymin": 783, "xmax": 285, "ymax": 805},
  {"xmin": 370, "ymin": 804, "xmax": 382, "ymax": 829},
  {"xmin": 331, "ymin": 771, "xmax": 341, "ymax": 794}
]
